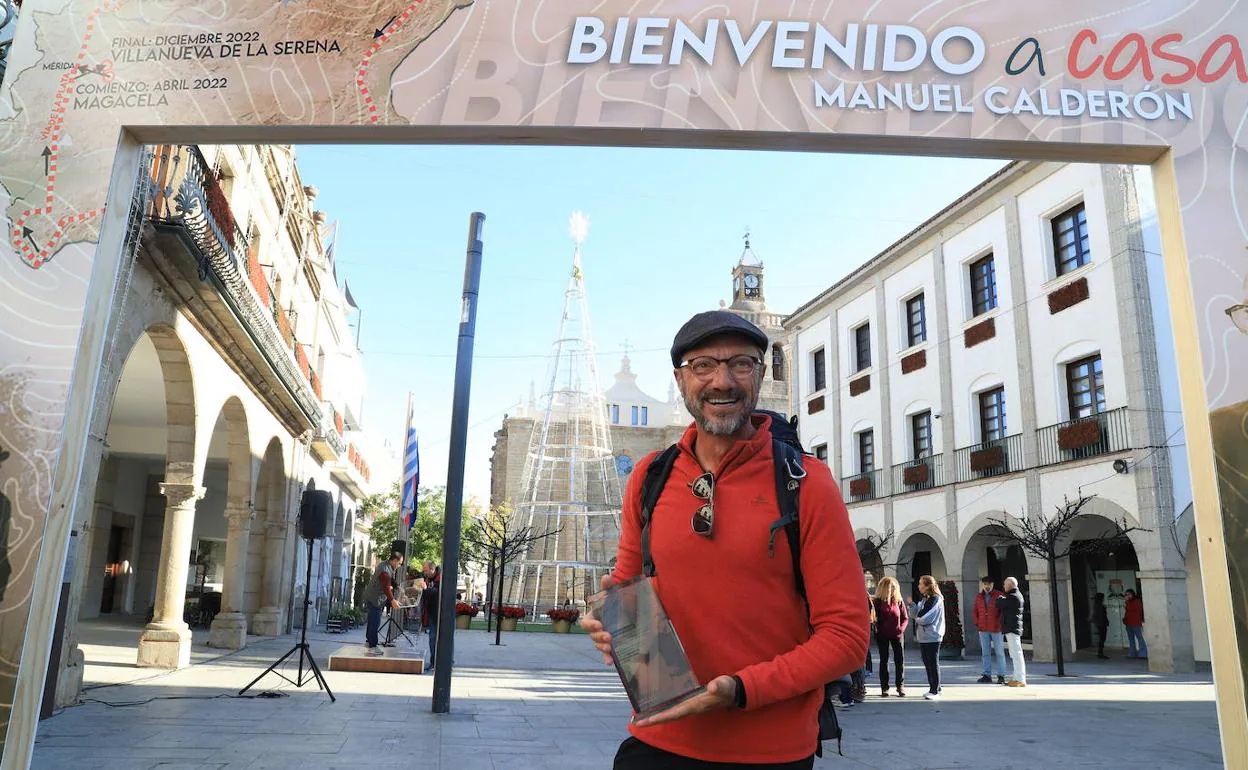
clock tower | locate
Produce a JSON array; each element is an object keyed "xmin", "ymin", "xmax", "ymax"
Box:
[
  {"xmin": 723, "ymin": 232, "xmax": 791, "ymax": 417},
  {"xmin": 731, "ymin": 231, "xmax": 766, "ymax": 310}
]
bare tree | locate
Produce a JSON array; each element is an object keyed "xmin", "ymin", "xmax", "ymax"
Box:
[
  {"xmin": 989, "ymin": 494, "xmax": 1148, "ymax": 677},
  {"xmin": 463, "ymin": 504, "xmax": 562, "ymax": 646}
]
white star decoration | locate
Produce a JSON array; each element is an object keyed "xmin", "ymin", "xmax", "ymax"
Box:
[{"xmin": 569, "ymin": 211, "xmax": 589, "ymax": 245}]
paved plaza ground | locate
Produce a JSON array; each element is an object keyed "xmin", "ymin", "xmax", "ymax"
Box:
[{"xmin": 32, "ymin": 625, "xmax": 1222, "ymax": 769}]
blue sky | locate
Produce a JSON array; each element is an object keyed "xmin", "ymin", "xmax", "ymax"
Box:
[{"xmin": 293, "ymin": 145, "xmax": 1007, "ymax": 506}]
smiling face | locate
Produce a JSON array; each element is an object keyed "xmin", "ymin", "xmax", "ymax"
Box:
[{"xmin": 675, "ymin": 333, "xmax": 764, "ymax": 437}]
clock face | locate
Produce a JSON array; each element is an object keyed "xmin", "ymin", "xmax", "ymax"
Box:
[
  {"xmin": 744, "ymin": 274, "xmax": 760, "ymax": 289},
  {"xmin": 615, "ymin": 454, "xmax": 634, "ymax": 477}
]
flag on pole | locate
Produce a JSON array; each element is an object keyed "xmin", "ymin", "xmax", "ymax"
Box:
[{"xmin": 400, "ymin": 398, "xmax": 420, "ymax": 532}]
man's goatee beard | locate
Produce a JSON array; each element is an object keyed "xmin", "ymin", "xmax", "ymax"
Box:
[{"xmin": 682, "ymin": 389, "xmax": 758, "ymax": 436}]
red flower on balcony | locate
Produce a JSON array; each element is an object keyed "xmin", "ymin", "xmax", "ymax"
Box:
[
  {"xmin": 970, "ymin": 446, "xmax": 1005, "ymax": 472},
  {"xmin": 903, "ymin": 462, "xmax": 930, "ymax": 486},
  {"xmin": 849, "ymin": 476, "xmax": 872, "ymax": 497},
  {"xmin": 1058, "ymin": 418, "xmax": 1103, "ymax": 450},
  {"xmin": 334, "ymin": 411, "xmax": 344, "ymax": 435},
  {"xmin": 204, "ymin": 170, "xmax": 237, "ymax": 251}
]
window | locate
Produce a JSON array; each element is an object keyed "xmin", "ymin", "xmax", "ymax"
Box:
[
  {"xmin": 906, "ymin": 294, "xmax": 927, "ymax": 347},
  {"xmin": 911, "ymin": 411, "xmax": 933, "ymax": 459},
  {"xmin": 1052, "ymin": 202, "xmax": 1090, "ymax": 276},
  {"xmin": 858, "ymin": 430, "xmax": 875, "ymax": 473},
  {"xmin": 812, "ymin": 348, "xmax": 826, "ymax": 392},
  {"xmin": 631, "ymin": 406, "xmax": 639, "ymax": 426},
  {"xmin": 814, "ymin": 444, "xmax": 829, "ymax": 462},
  {"xmin": 772, "ymin": 344, "xmax": 786, "ymax": 382},
  {"xmin": 611, "ymin": 404, "xmax": 619, "ymax": 424},
  {"xmin": 1066, "ymin": 354, "xmax": 1105, "ymax": 419},
  {"xmin": 641, "ymin": 406, "xmax": 649, "ymax": 426},
  {"xmin": 969, "ymin": 254, "xmax": 998, "ymax": 316},
  {"xmin": 854, "ymin": 324, "xmax": 871, "ymax": 372},
  {"xmin": 978, "ymin": 387, "xmax": 1007, "ymax": 442}
]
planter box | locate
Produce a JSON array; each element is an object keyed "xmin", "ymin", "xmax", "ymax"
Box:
[
  {"xmin": 849, "ymin": 477, "xmax": 872, "ymax": 498},
  {"xmin": 901, "ymin": 349, "xmax": 926, "ymax": 374},
  {"xmin": 849, "ymin": 374, "xmax": 871, "ymax": 397},
  {"xmin": 970, "ymin": 446, "xmax": 1004, "ymax": 472},
  {"xmin": 500, "ymin": 617, "xmax": 519, "ymax": 632},
  {"xmin": 1058, "ymin": 418, "xmax": 1103, "ymax": 450},
  {"xmin": 964, "ymin": 317, "xmax": 996, "ymax": 348},
  {"xmin": 552, "ymin": 619, "xmax": 572, "ymax": 634},
  {"xmin": 1048, "ymin": 276, "xmax": 1090, "ymax": 314},
  {"xmin": 903, "ymin": 463, "xmax": 930, "ymax": 486},
  {"xmin": 455, "ymin": 615, "xmax": 472, "ymax": 630}
]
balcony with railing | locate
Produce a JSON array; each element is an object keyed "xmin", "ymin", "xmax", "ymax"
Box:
[
  {"xmin": 145, "ymin": 144, "xmax": 322, "ymax": 434},
  {"xmin": 954, "ymin": 433, "xmax": 1026, "ymax": 482},
  {"xmin": 892, "ymin": 454, "xmax": 945, "ymax": 494},
  {"xmin": 842, "ymin": 469, "xmax": 884, "ymax": 503},
  {"xmin": 313, "ymin": 401, "xmax": 347, "ymax": 462},
  {"xmin": 1036, "ymin": 406, "xmax": 1130, "ymax": 467}
]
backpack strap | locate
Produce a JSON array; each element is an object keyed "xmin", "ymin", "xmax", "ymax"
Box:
[
  {"xmin": 768, "ymin": 440, "xmax": 807, "ymax": 602},
  {"xmin": 639, "ymin": 444, "xmax": 680, "ymax": 579}
]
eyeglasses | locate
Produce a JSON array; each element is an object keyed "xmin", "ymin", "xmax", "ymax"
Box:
[
  {"xmin": 1227, "ymin": 303, "xmax": 1248, "ymax": 334},
  {"xmin": 679, "ymin": 355, "xmax": 762, "ymax": 380},
  {"xmin": 690, "ymin": 472, "xmax": 714, "ymax": 537}
]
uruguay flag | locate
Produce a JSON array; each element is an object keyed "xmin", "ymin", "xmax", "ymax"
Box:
[{"xmin": 400, "ymin": 402, "xmax": 420, "ymax": 532}]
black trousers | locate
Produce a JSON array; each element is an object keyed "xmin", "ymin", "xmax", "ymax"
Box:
[
  {"xmin": 919, "ymin": 641, "xmax": 941, "ymax": 694},
  {"xmin": 614, "ymin": 737, "xmax": 814, "ymax": 769},
  {"xmin": 876, "ymin": 635, "xmax": 904, "ymax": 689},
  {"xmin": 1096, "ymin": 623, "xmax": 1108, "ymax": 656}
]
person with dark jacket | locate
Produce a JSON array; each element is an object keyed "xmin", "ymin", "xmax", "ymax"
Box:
[
  {"xmin": 361, "ymin": 552, "xmax": 402, "ymax": 656},
  {"xmin": 420, "ymin": 561, "xmax": 440, "ymax": 670},
  {"xmin": 1124, "ymin": 589, "xmax": 1148, "ymax": 659},
  {"xmin": 872, "ymin": 576, "xmax": 909, "ymax": 697},
  {"xmin": 998, "ymin": 577, "xmax": 1027, "ymax": 687},
  {"xmin": 1091, "ymin": 593, "xmax": 1110, "ymax": 659},
  {"xmin": 581, "ymin": 311, "xmax": 869, "ymax": 769}
]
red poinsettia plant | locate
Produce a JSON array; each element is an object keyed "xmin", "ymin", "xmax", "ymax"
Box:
[
  {"xmin": 455, "ymin": 602, "xmax": 480, "ymax": 618},
  {"xmin": 546, "ymin": 607, "xmax": 581, "ymax": 623},
  {"xmin": 499, "ymin": 605, "xmax": 526, "ymax": 620}
]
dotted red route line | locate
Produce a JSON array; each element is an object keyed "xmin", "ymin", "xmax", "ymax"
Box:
[
  {"xmin": 356, "ymin": 0, "xmax": 427, "ymax": 124},
  {"xmin": 10, "ymin": 1, "xmax": 121, "ymax": 269}
]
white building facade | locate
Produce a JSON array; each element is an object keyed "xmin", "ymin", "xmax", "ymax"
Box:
[
  {"xmin": 787, "ymin": 162, "xmax": 1203, "ymax": 672},
  {"xmin": 47, "ymin": 143, "xmax": 379, "ymax": 709}
]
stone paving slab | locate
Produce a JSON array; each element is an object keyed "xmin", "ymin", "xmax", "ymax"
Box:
[{"xmin": 32, "ymin": 626, "xmax": 1222, "ymax": 769}]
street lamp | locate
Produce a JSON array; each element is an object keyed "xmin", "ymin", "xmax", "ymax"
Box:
[{"xmin": 990, "ymin": 543, "xmax": 1013, "ymax": 561}]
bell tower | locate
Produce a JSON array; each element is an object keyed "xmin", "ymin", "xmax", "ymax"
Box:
[{"xmin": 731, "ymin": 230, "xmax": 765, "ymax": 310}]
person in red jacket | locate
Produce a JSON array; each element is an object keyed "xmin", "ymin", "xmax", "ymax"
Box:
[
  {"xmin": 872, "ymin": 576, "xmax": 909, "ymax": 697},
  {"xmin": 1123, "ymin": 588, "xmax": 1148, "ymax": 659},
  {"xmin": 972, "ymin": 576, "xmax": 1007, "ymax": 684},
  {"xmin": 582, "ymin": 310, "xmax": 869, "ymax": 769}
]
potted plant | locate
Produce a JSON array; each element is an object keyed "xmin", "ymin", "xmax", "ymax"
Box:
[
  {"xmin": 1058, "ymin": 417, "xmax": 1103, "ymax": 451},
  {"xmin": 499, "ymin": 605, "xmax": 525, "ymax": 632},
  {"xmin": 903, "ymin": 461, "xmax": 930, "ymax": 487},
  {"xmin": 849, "ymin": 476, "xmax": 872, "ymax": 498},
  {"xmin": 546, "ymin": 607, "xmax": 580, "ymax": 633},
  {"xmin": 454, "ymin": 601, "xmax": 480, "ymax": 630},
  {"xmin": 970, "ymin": 444, "xmax": 1005, "ymax": 473},
  {"xmin": 938, "ymin": 580, "xmax": 964, "ymax": 660}
]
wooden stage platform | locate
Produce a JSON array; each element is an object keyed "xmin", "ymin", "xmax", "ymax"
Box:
[{"xmin": 327, "ymin": 644, "xmax": 425, "ymax": 674}]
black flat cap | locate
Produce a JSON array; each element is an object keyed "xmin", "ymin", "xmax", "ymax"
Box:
[{"xmin": 671, "ymin": 310, "xmax": 769, "ymax": 367}]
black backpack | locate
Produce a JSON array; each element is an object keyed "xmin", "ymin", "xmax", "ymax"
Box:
[{"xmin": 637, "ymin": 409, "xmax": 843, "ymax": 758}]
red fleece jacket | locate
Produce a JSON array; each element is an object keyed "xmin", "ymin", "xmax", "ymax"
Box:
[{"xmin": 610, "ymin": 417, "xmax": 869, "ymax": 764}]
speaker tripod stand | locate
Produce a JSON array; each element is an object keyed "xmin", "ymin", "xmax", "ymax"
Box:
[
  {"xmin": 380, "ymin": 604, "xmax": 417, "ymax": 648},
  {"xmin": 239, "ymin": 537, "xmax": 335, "ymax": 702}
]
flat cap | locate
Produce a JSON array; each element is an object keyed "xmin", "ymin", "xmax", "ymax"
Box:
[{"xmin": 671, "ymin": 310, "xmax": 769, "ymax": 367}]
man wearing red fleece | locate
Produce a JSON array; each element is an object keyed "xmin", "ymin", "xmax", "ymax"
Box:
[{"xmin": 583, "ymin": 310, "xmax": 869, "ymax": 769}]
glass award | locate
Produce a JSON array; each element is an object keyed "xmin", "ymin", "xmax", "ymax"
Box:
[{"xmin": 588, "ymin": 576, "xmax": 704, "ymax": 721}]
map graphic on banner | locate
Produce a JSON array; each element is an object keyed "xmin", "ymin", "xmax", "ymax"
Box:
[{"xmin": 0, "ymin": 0, "xmax": 1246, "ymax": 765}]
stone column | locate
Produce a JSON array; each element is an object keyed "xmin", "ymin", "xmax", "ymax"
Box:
[
  {"xmin": 1138, "ymin": 569, "xmax": 1196, "ymax": 673},
  {"xmin": 208, "ymin": 503, "xmax": 253, "ymax": 649},
  {"xmin": 251, "ymin": 520, "xmax": 287, "ymax": 636},
  {"xmin": 137, "ymin": 482, "xmax": 205, "ymax": 669},
  {"xmin": 1026, "ymin": 568, "xmax": 1072, "ymax": 664}
]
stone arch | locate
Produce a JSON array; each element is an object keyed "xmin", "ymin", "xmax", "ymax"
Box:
[
  {"xmin": 895, "ymin": 523, "xmax": 950, "ymax": 600},
  {"xmin": 248, "ymin": 437, "xmax": 287, "ymax": 635},
  {"xmin": 771, "ymin": 342, "xmax": 786, "ymax": 382},
  {"xmin": 955, "ymin": 511, "xmax": 1037, "ymax": 647},
  {"xmin": 1062, "ymin": 499, "xmax": 1146, "ymax": 655},
  {"xmin": 144, "ymin": 324, "xmax": 197, "ymax": 486},
  {"xmin": 206, "ymin": 396, "xmax": 253, "ymax": 648}
]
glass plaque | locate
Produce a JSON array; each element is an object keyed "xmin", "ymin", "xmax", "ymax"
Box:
[{"xmin": 589, "ymin": 576, "xmax": 704, "ymax": 720}]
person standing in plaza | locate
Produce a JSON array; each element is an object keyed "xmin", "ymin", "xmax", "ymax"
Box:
[
  {"xmin": 1123, "ymin": 588, "xmax": 1148, "ymax": 659},
  {"xmin": 581, "ymin": 310, "xmax": 869, "ymax": 769},
  {"xmin": 907, "ymin": 575, "xmax": 945, "ymax": 701},
  {"xmin": 872, "ymin": 576, "xmax": 908, "ymax": 697},
  {"xmin": 973, "ymin": 576, "xmax": 1007, "ymax": 684},
  {"xmin": 999, "ymin": 577, "xmax": 1027, "ymax": 687},
  {"xmin": 1091, "ymin": 592, "xmax": 1110, "ymax": 659},
  {"xmin": 362, "ymin": 552, "xmax": 403, "ymax": 656},
  {"xmin": 421, "ymin": 560, "xmax": 440, "ymax": 671}
]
